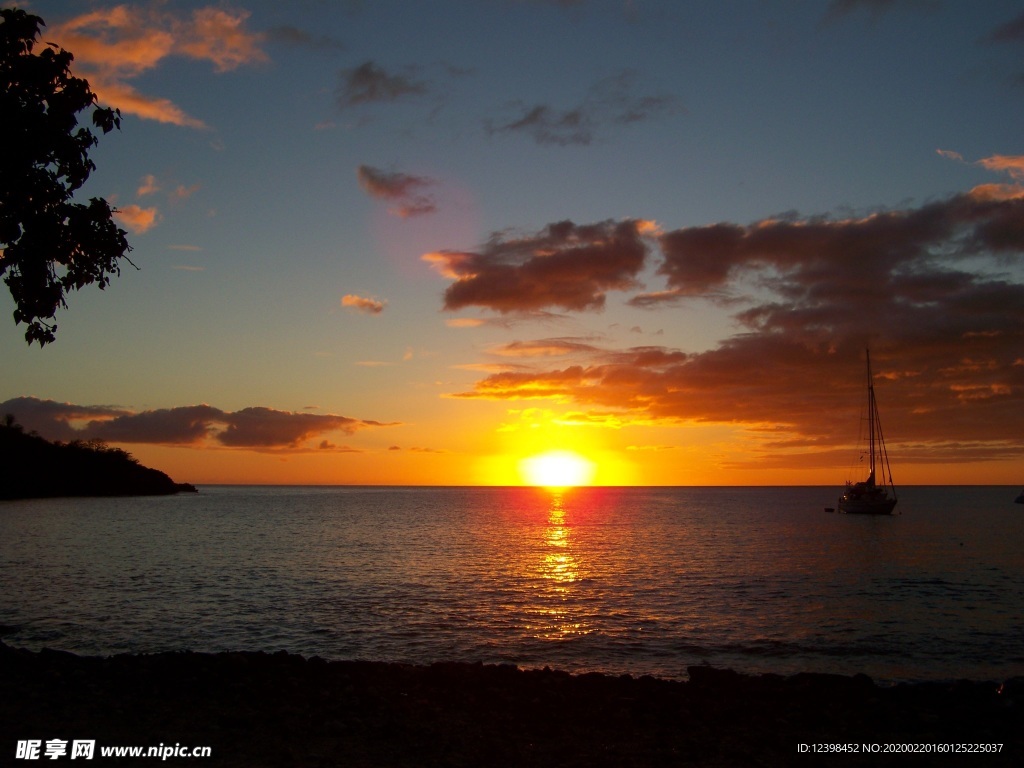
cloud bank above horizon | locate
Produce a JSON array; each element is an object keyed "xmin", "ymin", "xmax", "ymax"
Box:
[
  {"xmin": 426, "ymin": 173, "xmax": 1024, "ymax": 467},
  {"xmin": 1, "ymin": 397, "xmax": 397, "ymax": 453}
]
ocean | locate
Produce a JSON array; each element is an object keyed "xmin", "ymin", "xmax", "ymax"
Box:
[{"xmin": 2, "ymin": 485, "xmax": 1022, "ymax": 684}]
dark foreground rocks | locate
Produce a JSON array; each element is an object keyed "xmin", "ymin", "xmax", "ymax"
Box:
[{"xmin": 1, "ymin": 642, "xmax": 1021, "ymax": 767}]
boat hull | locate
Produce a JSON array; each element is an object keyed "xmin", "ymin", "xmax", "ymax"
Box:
[{"xmin": 837, "ymin": 496, "xmax": 897, "ymax": 515}]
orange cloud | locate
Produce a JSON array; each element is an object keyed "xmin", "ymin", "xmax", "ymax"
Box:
[
  {"xmin": 95, "ymin": 80, "xmax": 207, "ymax": 128},
  {"xmin": 180, "ymin": 7, "xmax": 267, "ymax": 72},
  {"xmin": 976, "ymin": 155, "xmax": 1024, "ymax": 180},
  {"xmin": 114, "ymin": 204, "xmax": 161, "ymax": 233},
  {"xmin": 172, "ymin": 183, "xmax": 202, "ymax": 202},
  {"xmin": 938, "ymin": 149, "xmax": 1024, "ymax": 185},
  {"xmin": 50, "ymin": 5, "xmax": 266, "ymax": 127},
  {"xmin": 342, "ymin": 294, "xmax": 386, "ymax": 314},
  {"xmin": 137, "ymin": 174, "xmax": 161, "ymax": 196},
  {"xmin": 967, "ymin": 184, "xmax": 1024, "ymax": 202}
]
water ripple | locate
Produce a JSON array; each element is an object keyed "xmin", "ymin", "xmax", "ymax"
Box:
[{"xmin": 2, "ymin": 485, "xmax": 1023, "ymax": 683}]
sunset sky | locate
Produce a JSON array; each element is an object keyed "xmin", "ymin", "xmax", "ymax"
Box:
[{"xmin": 3, "ymin": 0, "xmax": 1024, "ymax": 486}]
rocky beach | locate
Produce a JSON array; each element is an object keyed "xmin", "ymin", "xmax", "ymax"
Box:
[{"xmin": 2, "ymin": 641, "xmax": 1021, "ymax": 766}]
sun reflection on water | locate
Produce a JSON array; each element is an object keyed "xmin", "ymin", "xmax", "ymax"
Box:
[
  {"xmin": 526, "ymin": 490, "xmax": 590, "ymax": 640},
  {"xmin": 543, "ymin": 494, "xmax": 579, "ymax": 589}
]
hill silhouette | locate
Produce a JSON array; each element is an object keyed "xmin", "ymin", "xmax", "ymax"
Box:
[{"xmin": 0, "ymin": 418, "xmax": 196, "ymax": 499}]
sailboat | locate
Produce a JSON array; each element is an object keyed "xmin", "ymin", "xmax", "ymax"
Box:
[{"xmin": 837, "ymin": 349, "xmax": 897, "ymax": 515}]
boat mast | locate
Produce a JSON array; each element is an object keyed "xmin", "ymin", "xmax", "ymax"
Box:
[{"xmin": 866, "ymin": 348, "xmax": 876, "ymax": 485}]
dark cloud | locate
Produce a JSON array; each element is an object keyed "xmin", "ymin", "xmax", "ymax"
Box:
[
  {"xmin": 356, "ymin": 165, "xmax": 437, "ymax": 217},
  {"xmin": 90, "ymin": 405, "xmax": 224, "ymax": 444},
  {"xmin": 646, "ymin": 191, "xmax": 1024, "ymax": 329},
  {"xmin": 0, "ymin": 397, "xmax": 127, "ymax": 442},
  {"xmin": 337, "ymin": 61, "xmax": 428, "ymax": 109},
  {"xmin": 0, "ymin": 398, "xmax": 396, "ymax": 451},
  {"xmin": 822, "ymin": 0, "xmax": 938, "ymax": 23},
  {"xmin": 217, "ymin": 407, "xmax": 368, "ymax": 448},
  {"xmin": 486, "ymin": 104, "xmax": 591, "ymax": 146},
  {"xmin": 265, "ymin": 25, "xmax": 345, "ymax": 51},
  {"xmin": 424, "ymin": 219, "xmax": 654, "ymax": 314},
  {"xmin": 516, "ymin": 0, "xmax": 585, "ymax": 6},
  {"xmin": 446, "ymin": 190, "xmax": 1024, "ymax": 467},
  {"xmin": 984, "ymin": 11, "xmax": 1024, "ymax": 43},
  {"xmin": 484, "ymin": 70, "xmax": 677, "ymax": 146},
  {"xmin": 984, "ymin": 11, "xmax": 1024, "ymax": 85}
]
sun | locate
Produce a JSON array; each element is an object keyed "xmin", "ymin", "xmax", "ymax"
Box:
[{"xmin": 519, "ymin": 450, "xmax": 596, "ymax": 488}]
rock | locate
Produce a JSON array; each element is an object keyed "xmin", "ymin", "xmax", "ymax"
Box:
[{"xmin": 0, "ymin": 642, "xmax": 1021, "ymax": 767}]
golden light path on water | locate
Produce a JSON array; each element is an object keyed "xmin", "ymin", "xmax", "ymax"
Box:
[{"xmin": 529, "ymin": 491, "xmax": 587, "ymax": 640}]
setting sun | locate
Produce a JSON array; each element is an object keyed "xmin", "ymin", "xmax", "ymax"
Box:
[{"xmin": 518, "ymin": 450, "xmax": 596, "ymax": 488}]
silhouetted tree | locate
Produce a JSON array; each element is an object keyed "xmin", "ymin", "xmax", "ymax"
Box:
[
  {"xmin": 0, "ymin": 423, "xmax": 196, "ymax": 498},
  {"xmin": 0, "ymin": 8, "xmax": 133, "ymax": 346}
]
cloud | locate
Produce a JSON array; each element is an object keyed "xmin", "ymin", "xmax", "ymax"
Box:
[
  {"xmin": 822, "ymin": 0, "xmax": 938, "ymax": 24},
  {"xmin": 423, "ymin": 219, "xmax": 654, "ymax": 314},
  {"xmin": 965, "ymin": 184, "xmax": 1024, "ymax": 202},
  {"xmin": 356, "ymin": 165, "xmax": 437, "ymax": 217},
  {"xmin": 114, "ymin": 204, "xmax": 161, "ymax": 233},
  {"xmin": 90, "ymin": 404, "xmax": 223, "ymax": 444},
  {"xmin": 180, "ymin": 7, "xmax": 267, "ymax": 72},
  {"xmin": 975, "ymin": 155, "xmax": 1024, "ymax": 180},
  {"xmin": 336, "ymin": 61, "xmax": 428, "ymax": 109},
  {"xmin": 445, "ymin": 192, "xmax": 1024, "ymax": 467},
  {"xmin": 978, "ymin": 16, "xmax": 1024, "ymax": 86},
  {"xmin": 0, "ymin": 397, "xmax": 127, "ymax": 442},
  {"xmin": 642, "ymin": 194, "xmax": 1024, "ymax": 307},
  {"xmin": 50, "ymin": 5, "xmax": 267, "ymax": 127},
  {"xmin": 485, "ymin": 70, "xmax": 678, "ymax": 146},
  {"xmin": 172, "ymin": 183, "xmax": 202, "ymax": 201},
  {"xmin": 985, "ymin": 11, "xmax": 1024, "ymax": 43},
  {"xmin": 490, "ymin": 338, "xmax": 602, "ymax": 357},
  {"xmin": 93, "ymin": 80, "xmax": 207, "ymax": 128},
  {"xmin": 0, "ymin": 397, "xmax": 396, "ymax": 451},
  {"xmin": 938, "ymin": 149, "xmax": 1024, "ymax": 181},
  {"xmin": 342, "ymin": 294, "xmax": 386, "ymax": 314},
  {"xmin": 137, "ymin": 174, "xmax": 161, "ymax": 196},
  {"xmin": 266, "ymin": 24, "xmax": 345, "ymax": 51},
  {"xmin": 134, "ymin": 174, "xmax": 202, "ymax": 207},
  {"xmin": 216, "ymin": 407, "xmax": 370, "ymax": 448}
]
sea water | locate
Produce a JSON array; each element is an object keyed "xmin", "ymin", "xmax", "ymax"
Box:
[{"xmin": 1, "ymin": 485, "xmax": 1022, "ymax": 683}]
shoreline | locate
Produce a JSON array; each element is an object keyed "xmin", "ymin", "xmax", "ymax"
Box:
[{"xmin": 3, "ymin": 642, "xmax": 1021, "ymax": 766}]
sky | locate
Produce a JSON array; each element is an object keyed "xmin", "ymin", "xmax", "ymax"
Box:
[{"xmin": 2, "ymin": 0, "xmax": 1024, "ymax": 486}]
